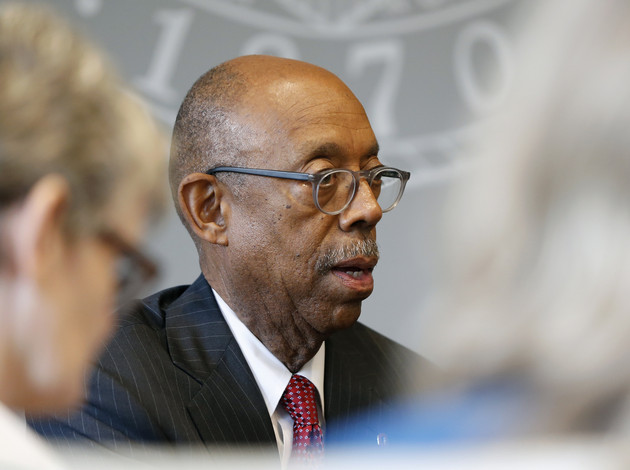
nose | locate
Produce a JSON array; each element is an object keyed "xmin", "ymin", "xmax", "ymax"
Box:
[{"xmin": 338, "ymin": 179, "xmax": 383, "ymax": 231}]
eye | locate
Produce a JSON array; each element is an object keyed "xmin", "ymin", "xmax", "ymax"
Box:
[{"xmin": 318, "ymin": 171, "xmax": 337, "ymax": 188}]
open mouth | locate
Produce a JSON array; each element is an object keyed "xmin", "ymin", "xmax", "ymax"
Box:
[
  {"xmin": 332, "ymin": 256, "xmax": 377, "ymax": 272},
  {"xmin": 331, "ymin": 266, "xmax": 374, "ymax": 278},
  {"xmin": 330, "ymin": 257, "xmax": 378, "ymax": 292},
  {"xmin": 339, "ymin": 268, "xmax": 370, "ymax": 278}
]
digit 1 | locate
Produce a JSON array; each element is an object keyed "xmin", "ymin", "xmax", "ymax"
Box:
[{"xmin": 134, "ymin": 8, "xmax": 193, "ymax": 103}]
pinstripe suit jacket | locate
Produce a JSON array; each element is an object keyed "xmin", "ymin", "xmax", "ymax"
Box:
[{"xmin": 29, "ymin": 274, "xmax": 423, "ymax": 452}]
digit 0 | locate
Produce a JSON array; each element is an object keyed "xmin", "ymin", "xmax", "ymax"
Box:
[{"xmin": 454, "ymin": 20, "xmax": 514, "ymax": 115}]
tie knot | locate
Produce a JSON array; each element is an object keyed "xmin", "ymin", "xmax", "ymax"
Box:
[{"xmin": 281, "ymin": 374, "xmax": 319, "ymax": 426}]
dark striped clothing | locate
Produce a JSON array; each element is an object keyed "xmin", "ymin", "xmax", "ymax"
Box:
[{"xmin": 29, "ymin": 274, "xmax": 426, "ymax": 458}]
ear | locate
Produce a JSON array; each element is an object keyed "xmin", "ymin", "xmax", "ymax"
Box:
[
  {"xmin": 178, "ymin": 173, "xmax": 230, "ymax": 246},
  {"xmin": 10, "ymin": 174, "xmax": 71, "ymax": 279}
]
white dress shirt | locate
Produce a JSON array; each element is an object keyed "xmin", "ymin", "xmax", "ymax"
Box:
[
  {"xmin": 213, "ymin": 289, "xmax": 325, "ymax": 468},
  {"xmin": 0, "ymin": 402, "xmax": 66, "ymax": 470}
]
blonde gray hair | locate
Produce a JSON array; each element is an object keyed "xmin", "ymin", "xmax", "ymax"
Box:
[{"xmin": 0, "ymin": 3, "xmax": 166, "ymax": 234}]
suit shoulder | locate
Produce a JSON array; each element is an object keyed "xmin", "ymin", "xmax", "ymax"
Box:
[
  {"xmin": 116, "ymin": 283, "xmax": 192, "ymax": 330},
  {"xmin": 102, "ymin": 282, "xmax": 196, "ymax": 372}
]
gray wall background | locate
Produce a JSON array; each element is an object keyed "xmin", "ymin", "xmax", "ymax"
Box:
[{"xmin": 12, "ymin": 0, "xmax": 525, "ymax": 356}]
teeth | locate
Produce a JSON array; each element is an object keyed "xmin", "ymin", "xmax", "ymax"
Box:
[{"xmin": 345, "ymin": 270, "xmax": 361, "ymax": 278}]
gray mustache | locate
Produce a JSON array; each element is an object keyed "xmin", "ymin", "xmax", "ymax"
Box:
[{"xmin": 316, "ymin": 239, "xmax": 379, "ymax": 275}]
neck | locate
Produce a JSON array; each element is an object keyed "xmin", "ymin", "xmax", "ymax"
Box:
[
  {"xmin": 214, "ymin": 296, "xmax": 325, "ymax": 373},
  {"xmin": 203, "ymin": 270, "xmax": 328, "ymax": 372},
  {"xmin": 237, "ymin": 308, "xmax": 326, "ymax": 373},
  {"xmin": 268, "ymin": 335, "xmax": 324, "ymax": 373}
]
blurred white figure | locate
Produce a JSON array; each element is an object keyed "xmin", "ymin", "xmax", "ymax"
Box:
[
  {"xmin": 0, "ymin": 3, "xmax": 165, "ymax": 469},
  {"xmin": 422, "ymin": 0, "xmax": 630, "ymax": 436}
]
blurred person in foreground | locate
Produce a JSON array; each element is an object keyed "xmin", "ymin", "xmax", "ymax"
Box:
[
  {"xmin": 0, "ymin": 3, "xmax": 165, "ymax": 469},
  {"xmin": 335, "ymin": 0, "xmax": 630, "ymax": 449}
]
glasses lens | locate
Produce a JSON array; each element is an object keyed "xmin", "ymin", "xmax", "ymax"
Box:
[
  {"xmin": 99, "ymin": 230, "xmax": 158, "ymax": 306},
  {"xmin": 372, "ymin": 169, "xmax": 403, "ymax": 212},
  {"xmin": 117, "ymin": 251, "xmax": 158, "ymax": 305},
  {"xmin": 115, "ymin": 255, "xmax": 143, "ymax": 305},
  {"xmin": 315, "ymin": 169, "xmax": 355, "ymax": 214}
]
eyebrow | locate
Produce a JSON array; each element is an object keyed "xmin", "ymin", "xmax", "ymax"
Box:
[{"xmin": 308, "ymin": 141, "xmax": 380, "ymax": 160}]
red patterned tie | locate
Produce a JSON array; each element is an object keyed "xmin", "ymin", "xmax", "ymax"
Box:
[{"xmin": 281, "ymin": 374, "xmax": 324, "ymax": 465}]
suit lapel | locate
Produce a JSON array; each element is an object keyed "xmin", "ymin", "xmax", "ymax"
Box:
[
  {"xmin": 165, "ymin": 275, "xmax": 276, "ymax": 445},
  {"xmin": 186, "ymin": 340, "xmax": 277, "ymax": 446}
]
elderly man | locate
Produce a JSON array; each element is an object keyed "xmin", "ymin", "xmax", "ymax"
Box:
[{"xmin": 32, "ymin": 55, "xmax": 423, "ymax": 463}]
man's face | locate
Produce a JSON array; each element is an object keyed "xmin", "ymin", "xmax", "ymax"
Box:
[{"xmin": 222, "ymin": 70, "xmax": 383, "ymax": 342}]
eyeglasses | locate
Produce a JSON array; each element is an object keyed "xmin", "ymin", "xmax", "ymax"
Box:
[
  {"xmin": 97, "ymin": 230, "xmax": 158, "ymax": 305},
  {"xmin": 206, "ymin": 166, "xmax": 410, "ymax": 215}
]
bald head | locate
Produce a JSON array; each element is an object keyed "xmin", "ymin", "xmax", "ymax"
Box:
[{"xmin": 169, "ymin": 55, "xmax": 360, "ymax": 204}]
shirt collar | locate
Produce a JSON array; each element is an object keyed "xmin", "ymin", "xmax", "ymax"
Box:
[{"xmin": 212, "ymin": 289, "xmax": 325, "ymax": 416}]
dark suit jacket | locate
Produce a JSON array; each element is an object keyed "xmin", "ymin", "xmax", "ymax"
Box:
[{"xmin": 29, "ymin": 275, "xmax": 424, "ymax": 453}]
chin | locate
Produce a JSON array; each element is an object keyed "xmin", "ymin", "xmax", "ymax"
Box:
[{"xmin": 330, "ymin": 304, "xmax": 362, "ymax": 331}]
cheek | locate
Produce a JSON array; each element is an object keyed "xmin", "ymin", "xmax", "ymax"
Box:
[
  {"xmin": 65, "ymin": 245, "xmax": 117, "ymax": 358},
  {"xmin": 282, "ymin": 211, "xmax": 332, "ymax": 267},
  {"xmin": 230, "ymin": 191, "xmax": 334, "ymax": 285},
  {"xmin": 16, "ymin": 240, "xmax": 118, "ymax": 409},
  {"xmin": 81, "ymin": 249, "xmax": 117, "ymax": 335}
]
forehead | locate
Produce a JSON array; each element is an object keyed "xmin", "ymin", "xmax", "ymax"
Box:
[{"xmin": 243, "ymin": 74, "xmax": 379, "ymax": 167}]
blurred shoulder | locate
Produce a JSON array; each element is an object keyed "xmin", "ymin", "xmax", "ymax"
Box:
[{"xmin": 330, "ymin": 321, "xmax": 427, "ymax": 366}]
